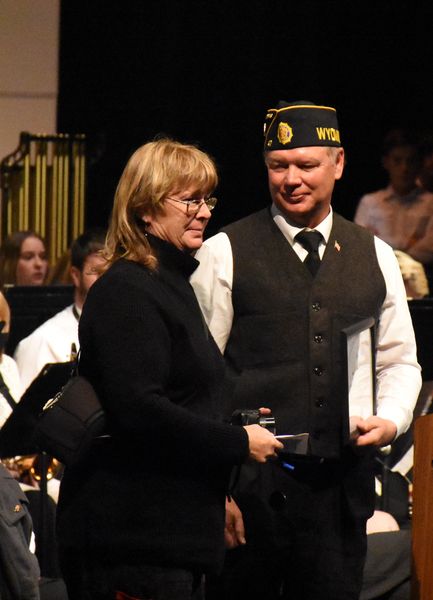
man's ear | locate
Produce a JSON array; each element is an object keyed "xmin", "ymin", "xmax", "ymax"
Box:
[
  {"xmin": 70, "ymin": 265, "xmax": 81, "ymax": 288},
  {"xmin": 335, "ymin": 148, "xmax": 345, "ymax": 180}
]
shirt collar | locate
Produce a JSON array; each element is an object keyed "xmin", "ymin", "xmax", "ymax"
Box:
[{"xmin": 270, "ymin": 203, "xmax": 333, "ymax": 247}]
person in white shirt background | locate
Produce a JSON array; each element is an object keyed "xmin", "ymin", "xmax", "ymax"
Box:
[
  {"xmin": 0, "ymin": 291, "xmax": 22, "ymax": 428},
  {"xmin": 191, "ymin": 101, "xmax": 421, "ymax": 600},
  {"xmin": 14, "ymin": 228, "xmax": 106, "ymax": 393},
  {"xmin": 354, "ymin": 128, "xmax": 433, "ymax": 291}
]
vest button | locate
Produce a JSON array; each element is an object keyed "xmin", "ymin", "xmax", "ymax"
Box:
[
  {"xmin": 314, "ymin": 334, "xmax": 323, "ymax": 343},
  {"xmin": 313, "ymin": 366, "xmax": 323, "ymax": 376},
  {"xmin": 315, "ymin": 397, "xmax": 325, "ymax": 407},
  {"xmin": 312, "ymin": 302, "xmax": 321, "ymax": 311}
]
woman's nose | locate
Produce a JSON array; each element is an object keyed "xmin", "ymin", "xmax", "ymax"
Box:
[{"xmin": 196, "ymin": 201, "xmax": 212, "ymax": 219}]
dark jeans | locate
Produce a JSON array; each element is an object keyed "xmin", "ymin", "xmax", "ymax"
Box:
[{"xmin": 59, "ymin": 555, "xmax": 204, "ymax": 600}]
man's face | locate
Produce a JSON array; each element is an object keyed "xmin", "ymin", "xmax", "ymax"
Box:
[
  {"xmin": 382, "ymin": 145, "xmax": 419, "ymax": 194},
  {"xmin": 265, "ymin": 146, "xmax": 345, "ymax": 227},
  {"xmin": 71, "ymin": 252, "xmax": 106, "ymax": 308}
]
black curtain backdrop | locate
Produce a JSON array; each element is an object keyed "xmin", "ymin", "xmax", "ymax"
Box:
[{"xmin": 58, "ymin": 0, "xmax": 433, "ymax": 236}]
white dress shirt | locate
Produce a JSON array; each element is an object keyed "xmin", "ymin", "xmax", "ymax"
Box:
[
  {"xmin": 354, "ymin": 185, "xmax": 433, "ymax": 265},
  {"xmin": 191, "ymin": 206, "xmax": 422, "ymax": 438},
  {"xmin": 0, "ymin": 354, "xmax": 23, "ymax": 428},
  {"xmin": 14, "ymin": 304, "xmax": 80, "ymax": 393}
]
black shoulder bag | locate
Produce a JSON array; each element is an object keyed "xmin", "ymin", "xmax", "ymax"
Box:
[{"xmin": 34, "ymin": 354, "xmax": 107, "ymax": 467}]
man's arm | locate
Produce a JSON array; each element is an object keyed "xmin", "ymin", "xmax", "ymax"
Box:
[{"xmin": 350, "ymin": 237, "xmax": 422, "ymax": 446}]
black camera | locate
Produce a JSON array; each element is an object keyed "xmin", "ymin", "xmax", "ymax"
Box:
[{"xmin": 231, "ymin": 409, "xmax": 276, "ymax": 434}]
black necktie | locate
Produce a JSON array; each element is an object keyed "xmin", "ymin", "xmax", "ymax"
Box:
[{"xmin": 296, "ymin": 230, "xmax": 323, "ymax": 276}]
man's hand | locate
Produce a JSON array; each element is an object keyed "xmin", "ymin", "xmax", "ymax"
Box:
[
  {"xmin": 224, "ymin": 497, "xmax": 246, "ymax": 549},
  {"xmin": 350, "ymin": 415, "xmax": 397, "ymax": 448}
]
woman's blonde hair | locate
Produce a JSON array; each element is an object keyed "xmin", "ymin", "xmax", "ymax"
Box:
[{"xmin": 104, "ymin": 138, "xmax": 218, "ymax": 268}]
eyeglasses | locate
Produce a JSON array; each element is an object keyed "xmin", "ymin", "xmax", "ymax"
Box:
[{"xmin": 165, "ymin": 196, "xmax": 218, "ymax": 214}]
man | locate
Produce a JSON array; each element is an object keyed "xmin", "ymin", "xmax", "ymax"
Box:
[
  {"xmin": 354, "ymin": 129, "xmax": 433, "ymax": 268},
  {"xmin": 14, "ymin": 229, "xmax": 106, "ymax": 392},
  {"xmin": 191, "ymin": 101, "xmax": 421, "ymax": 599}
]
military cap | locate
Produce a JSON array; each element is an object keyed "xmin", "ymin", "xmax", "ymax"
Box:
[{"xmin": 263, "ymin": 100, "xmax": 341, "ymax": 150}]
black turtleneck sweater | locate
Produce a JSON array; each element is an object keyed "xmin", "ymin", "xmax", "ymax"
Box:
[{"xmin": 56, "ymin": 236, "xmax": 248, "ymax": 574}]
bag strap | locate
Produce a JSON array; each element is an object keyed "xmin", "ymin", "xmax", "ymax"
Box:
[
  {"xmin": 71, "ymin": 348, "xmax": 81, "ymax": 377},
  {"xmin": 0, "ymin": 371, "xmax": 16, "ymax": 411}
]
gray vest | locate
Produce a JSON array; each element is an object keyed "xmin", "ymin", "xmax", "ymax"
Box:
[{"xmin": 222, "ymin": 209, "xmax": 386, "ymax": 458}]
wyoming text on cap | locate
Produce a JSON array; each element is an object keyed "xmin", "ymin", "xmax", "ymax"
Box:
[{"xmin": 264, "ymin": 100, "xmax": 341, "ymax": 150}]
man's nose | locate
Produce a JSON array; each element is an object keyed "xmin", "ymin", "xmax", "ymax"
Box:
[{"xmin": 283, "ymin": 165, "xmax": 302, "ymax": 186}]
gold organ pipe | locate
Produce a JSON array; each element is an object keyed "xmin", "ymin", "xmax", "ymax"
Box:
[
  {"xmin": 51, "ymin": 145, "xmax": 60, "ymax": 260},
  {"xmin": 72, "ymin": 150, "xmax": 80, "ymax": 237},
  {"xmin": 40, "ymin": 140, "xmax": 47, "ymax": 239},
  {"xmin": 35, "ymin": 141, "xmax": 40, "ymax": 231},
  {"xmin": 22, "ymin": 152, "xmax": 30, "ymax": 230},
  {"xmin": 62, "ymin": 141, "xmax": 69, "ymax": 252},
  {"xmin": 58, "ymin": 139, "xmax": 65, "ymax": 255},
  {"xmin": 0, "ymin": 133, "xmax": 86, "ymax": 262}
]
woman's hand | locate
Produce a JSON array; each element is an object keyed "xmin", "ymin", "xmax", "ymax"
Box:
[{"xmin": 244, "ymin": 424, "xmax": 283, "ymax": 463}]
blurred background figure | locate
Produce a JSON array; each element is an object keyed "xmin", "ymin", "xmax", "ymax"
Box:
[
  {"xmin": 14, "ymin": 228, "xmax": 106, "ymax": 392},
  {"xmin": 354, "ymin": 129, "xmax": 433, "ymax": 291},
  {"xmin": 394, "ymin": 250, "xmax": 430, "ymax": 299},
  {"xmin": 0, "ymin": 290, "xmax": 22, "ymax": 428},
  {"xmin": 417, "ymin": 130, "xmax": 433, "ymax": 193},
  {"xmin": 0, "ymin": 461, "xmax": 41, "ymax": 599},
  {"xmin": 0, "ymin": 230, "xmax": 49, "ymax": 288},
  {"xmin": 46, "ymin": 249, "xmax": 73, "ymax": 286}
]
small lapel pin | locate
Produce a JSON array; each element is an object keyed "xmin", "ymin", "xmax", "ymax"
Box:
[
  {"xmin": 334, "ymin": 240, "xmax": 341, "ymax": 252},
  {"xmin": 13, "ymin": 504, "xmax": 21, "ymax": 513}
]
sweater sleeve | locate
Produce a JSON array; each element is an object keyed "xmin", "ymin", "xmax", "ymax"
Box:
[{"xmin": 79, "ymin": 265, "xmax": 249, "ymax": 468}]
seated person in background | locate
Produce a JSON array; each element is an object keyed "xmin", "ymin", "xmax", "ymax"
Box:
[
  {"xmin": 0, "ymin": 461, "xmax": 40, "ymax": 599},
  {"xmin": 46, "ymin": 249, "xmax": 73, "ymax": 285},
  {"xmin": 14, "ymin": 228, "xmax": 106, "ymax": 392},
  {"xmin": 417, "ymin": 131, "xmax": 433, "ymax": 192},
  {"xmin": 0, "ymin": 291, "xmax": 23, "ymax": 428},
  {"xmin": 0, "ymin": 230, "xmax": 49, "ymax": 287},
  {"xmin": 354, "ymin": 129, "xmax": 433, "ymax": 271}
]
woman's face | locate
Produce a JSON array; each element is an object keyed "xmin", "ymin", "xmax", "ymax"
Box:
[
  {"xmin": 16, "ymin": 236, "xmax": 49, "ymax": 285},
  {"xmin": 144, "ymin": 188, "xmax": 213, "ymax": 252}
]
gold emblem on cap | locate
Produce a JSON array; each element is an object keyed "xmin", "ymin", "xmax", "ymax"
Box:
[{"xmin": 277, "ymin": 122, "xmax": 293, "ymax": 145}]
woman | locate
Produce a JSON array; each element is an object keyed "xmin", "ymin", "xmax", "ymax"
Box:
[
  {"xmin": 0, "ymin": 230, "xmax": 49, "ymax": 287},
  {"xmin": 56, "ymin": 138, "xmax": 281, "ymax": 600}
]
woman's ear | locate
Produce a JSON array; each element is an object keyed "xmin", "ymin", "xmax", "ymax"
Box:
[{"xmin": 136, "ymin": 209, "xmax": 150, "ymax": 226}]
